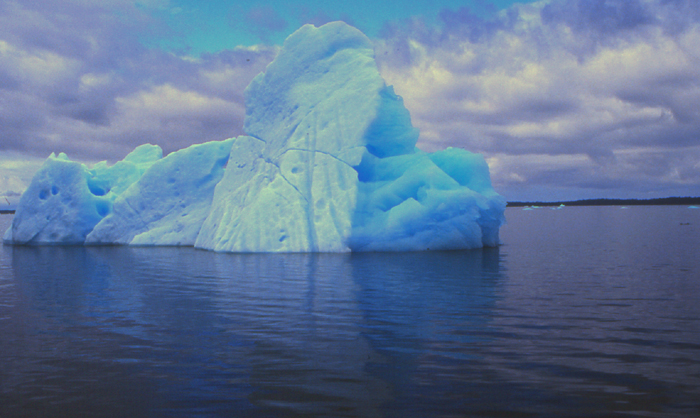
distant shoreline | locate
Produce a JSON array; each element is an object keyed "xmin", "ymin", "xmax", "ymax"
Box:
[
  {"xmin": 3, "ymin": 197, "xmax": 700, "ymax": 214},
  {"xmin": 507, "ymin": 197, "xmax": 700, "ymax": 207}
]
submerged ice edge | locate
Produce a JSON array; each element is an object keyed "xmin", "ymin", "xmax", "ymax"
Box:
[{"xmin": 4, "ymin": 22, "xmax": 506, "ymax": 252}]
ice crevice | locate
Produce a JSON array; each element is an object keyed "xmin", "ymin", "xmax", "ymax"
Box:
[
  {"xmin": 269, "ymin": 158, "xmax": 311, "ymax": 206},
  {"xmin": 282, "ymin": 148, "xmax": 355, "ymax": 170},
  {"xmin": 4, "ymin": 21, "xmax": 506, "ymax": 252}
]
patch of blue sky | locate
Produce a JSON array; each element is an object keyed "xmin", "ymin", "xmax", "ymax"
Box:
[{"xmin": 142, "ymin": 0, "xmax": 540, "ymax": 55}]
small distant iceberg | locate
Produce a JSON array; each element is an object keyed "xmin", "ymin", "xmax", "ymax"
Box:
[
  {"xmin": 689, "ymin": 206, "xmax": 699, "ymax": 209},
  {"xmin": 522, "ymin": 203, "xmax": 564, "ymax": 211}
]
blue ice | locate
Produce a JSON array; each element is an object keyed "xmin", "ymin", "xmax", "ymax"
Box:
[{"xmin": 4, "ymin": 22, "xmax": 506, "ymax": 252}]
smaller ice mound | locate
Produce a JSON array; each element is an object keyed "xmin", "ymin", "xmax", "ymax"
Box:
[
  {"xmin": 4, "ymin": 145, "xmax": 161, "ymax": 244},
  {"xmin": 87, "ymin": 139, "xmax": 234, "ymax": 246},
  {"xmin": 351, "ymin": 145, "xmax": 504, "ymax": 251}
]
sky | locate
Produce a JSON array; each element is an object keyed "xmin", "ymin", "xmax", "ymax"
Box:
[{"xmin": 1, "ymin": 0, "xmax": 699, "ymax": 203}]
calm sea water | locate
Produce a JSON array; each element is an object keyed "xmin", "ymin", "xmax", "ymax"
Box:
[{"xmin": 1, "ymin": 206, "xmax": 699, "ymax": 417}]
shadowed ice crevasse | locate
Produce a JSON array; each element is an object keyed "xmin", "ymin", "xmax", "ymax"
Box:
[{"xmin": 4, "ymin": 22, "xmax": 506, "ymax": 252}]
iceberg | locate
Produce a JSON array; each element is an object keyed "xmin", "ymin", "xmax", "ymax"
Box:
[
  {"xmin": 4, "ymin": 22, "xmax": 506, "ymax": 252},
  {"xmin": 4, "ymin": 145, "xmax": 161, "ymax": 244}
]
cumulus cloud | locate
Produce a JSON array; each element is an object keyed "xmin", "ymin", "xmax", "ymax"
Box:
[
  {"xmin": 0, "ymin": 176, "xmax": 25, "ymax": 198},
  {"xmin": 0, "ymin": 0, "xmax": 276, "ymax": 165},
  {"xmin": 0, "ymin": 151, "xmax": 45, "ymax": 202},
  {"xmin": 2, "ymin": 0, "xmax": 699, "ymax": 201},
  {"xmin": 375, "ymin": 0, "xmax": 700, "ymax": 200}
]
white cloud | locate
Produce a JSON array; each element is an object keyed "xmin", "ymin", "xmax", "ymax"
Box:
[
  {"xmin": 0, "ymin": 0, "xmax": 277, "ymax": 168},
  {"xmin": 116, "ymin": 84, "xmax": 241, "ymax": 119},
  {"xmin": 1, "ymin": 0, "xmax": 698, "ymax": 201},
  {"xmin": 0, "ymin": 39, "xmax": 81, "ymax": 87},
  {"xmin": 0, "ymin": 151, "xmax": 46, "ymax": 203},
  {"xmin": 376, "ymin": 0, "xmax": 700, "ymax": 200}
]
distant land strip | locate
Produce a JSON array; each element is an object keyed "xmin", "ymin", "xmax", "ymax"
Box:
[
  {"xmin": 3, "ymin": 197, "xmax": 700, "ymax": 214},
  {"xmin": 507, "ymin": 197, "xmax": 700, "ymax": 207}
]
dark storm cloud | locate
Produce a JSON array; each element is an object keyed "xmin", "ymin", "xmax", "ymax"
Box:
[
  {"xmin": 0, "ymin": 66, "xmax": 20, "ymax": 90},
  {"xmin": 375, "ymin": 0, "xmax": 700, "ymax": 200},
  {"xmin": 0, "ymin": 0, "xmax": 276, "ymax": 166}
]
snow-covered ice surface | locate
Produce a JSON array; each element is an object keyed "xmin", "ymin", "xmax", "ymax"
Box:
[{"xmin": 4, "ymin": 22, "xmax": 506, "ymax": 252}]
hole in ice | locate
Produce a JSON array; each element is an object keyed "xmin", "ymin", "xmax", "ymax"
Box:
[
  {"xmin": 96, "ymin": 201, "xmax": 110, "ymax": 218},
  {"xmin": 279, "ymin": 235, "xmax": 287, "ymax": 242},
  {"xmin": 291, "ymin": 167, "xmax": 301, "ymax": 174},
  {"xmin": 51, "ymin": 186, "xmax": 59, "ymax": 195},
  {"xmin": 39, "ymin": 190, "xmax": 49, "ymax": 200},
  {"xmin": 87, "ymin": 179, "xmax": 108, "ymax": 196}
]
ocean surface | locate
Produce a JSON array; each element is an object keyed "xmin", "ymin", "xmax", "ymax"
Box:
[{"xmin": 1, "ymin": 206, "xmax": 699, "ymax": 417}]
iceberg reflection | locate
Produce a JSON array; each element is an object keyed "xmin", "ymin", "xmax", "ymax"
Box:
[{"xmin": 5, "ymin": 245, "xmax": 502, "ymax": 416}]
